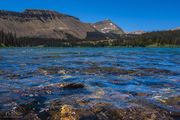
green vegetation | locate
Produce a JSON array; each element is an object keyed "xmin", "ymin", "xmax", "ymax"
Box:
[{"xmin": 0, "ymin": 30, "xmax": 180, "ymax": 47}]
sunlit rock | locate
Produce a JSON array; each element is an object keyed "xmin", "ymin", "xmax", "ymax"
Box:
[
  {"xmin": 157, "ymin": 96, "xmax": 180, "ymax": 110},
  {"xmin": 61, "ymin": 75, "xmax": 72, "ymax": 79},
  {"xmin": 88, "ymin": 89, "xmax": 105, "ymax": 99},
  {"xmin": 51, "ymin": 104, "xmax": 77, "ymax": 120}
]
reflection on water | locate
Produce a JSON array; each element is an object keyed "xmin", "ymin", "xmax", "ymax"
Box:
[{"xmin": 0, "ymin": 48, "xmax": 180, "ymax": 119}]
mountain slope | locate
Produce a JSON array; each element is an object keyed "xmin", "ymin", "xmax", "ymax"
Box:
[
  {"xmin": 0, "ymin": 9, "xmax": 97, "ymax": 39},
  {"xmin": 92, "ymin": 19, "xmax": 124, "ymax": 35},
  {"xmin": 171, "ymin": 27, "xmax": 180, "ymax": 31}
]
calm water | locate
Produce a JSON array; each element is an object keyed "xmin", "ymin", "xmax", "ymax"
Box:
[{"xmin": 0, "ymin": 48, "xmax": 180, "ymax": 118}]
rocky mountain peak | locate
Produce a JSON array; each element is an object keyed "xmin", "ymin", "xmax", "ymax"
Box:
[
  {"xmin": 97, "ymin": 19, "xmax": 113, "ymax": 24},
  {"xmin": 171, "ymin": 27, "xmax": 180, "ymax": 31},
  {"xmin": 92, "ymin": 19, "xmax": 124, "ymax": 35}
]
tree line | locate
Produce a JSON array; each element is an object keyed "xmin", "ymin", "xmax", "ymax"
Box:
[{"xmin": 0, "ymin": 30, "xmax": 180, "ymax": 47}]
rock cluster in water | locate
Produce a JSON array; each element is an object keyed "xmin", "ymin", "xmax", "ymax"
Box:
[
  {"xmin": 0, "ymin": 60, "xmax": 180, "ymax": 120},
  {"xmin": 0, "ymin": 98, "xmax": 175, "ymax": 120}
]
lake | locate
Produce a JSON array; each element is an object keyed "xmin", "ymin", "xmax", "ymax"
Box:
[{"xmin": 0, "ymin": 48, "xmax": 180, "ymax": 119}]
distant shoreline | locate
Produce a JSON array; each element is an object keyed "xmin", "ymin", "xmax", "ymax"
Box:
[
  {"xmin": 1, "ymin": 29, "xmax": 180, "ymax": 48},
  {"xmin": 1, "ymin": 45, "xmax": 180, "ymax": 48}
]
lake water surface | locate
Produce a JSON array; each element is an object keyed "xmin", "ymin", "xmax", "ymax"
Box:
[{"xmin": 0, "ymin": 48, "xmax": 180, "ymax": 119}]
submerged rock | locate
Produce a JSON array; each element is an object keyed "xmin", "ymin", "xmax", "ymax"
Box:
[
  {"xmin": 42, "ymin": 55, "xmax": 61, "ymax": 59},
  {"xmin": 61, "ymin": 75, "xmax": 72, "ymax": 79},
  {"xmin": 136, "ymin": 68, "xmax": 178, "ymax": 76},
  {"xmin": 130, "ymin": 98, "xmax": 180, "ymax": 120},
  {"xmin": 60, "ymin": 105, "xmax": 77, "ymax": 120},
  {"xmin": 58, "ymin": 70, "xmax": 67, "ymax": 75},
  {"xmin": 14, "ymin": 82, "xmax": 86, "ymax": 97},
  {"xmin": 82, "ymin": 66, "xmax": 136, "ymax": 75},
  {"xmin": 100, "ymin": 104, "xmax": 173, "ymax": 120},
  {"xmin": 38, "ymin": 67, "xmax": 70, "ymax": 75},
  {"xmin": 0, "ymin": 97, "xmax": 45, "ymax": 119},
  {"xmin": 1, "ymin": 96, "xmax": 174, "ymax": 120},
  {"xmin": 88, "ymin": 89, "xmax": 105, "ymax": 99},
  {"xmin": 59, "ymin": 83, "xmax": 85, "ymax": 89},
  {"xmin": 23, "ymin": 112, "xmax": 41, "ymax": 120},
  {"xmin": 50, "ymin": 102, "xmax": 173, "ymax": 120},
  {"xmin": 109, "ymin": 92, "xmax": 131, "ymax": 100},
  {"xmin": 0, "ymin": 70, "xmax": 5, "ymax": 75},
  {"xmin": 51, "ymin": 104, "xmax": 78, "ymax": 120},
  {"xmin": 1, "ymin": 71, "xmax": 35, "ymax": 80},
  {"xmin": 6, "ymin": 73, "xmax": 21, "ymax": 79},
  {"xmin": 0, "ymin": 56, "xmax": 3, "ymax": 60},
  {"xmin": 157, "ymin": 96, "xmax": 180, "ymax": 111}
]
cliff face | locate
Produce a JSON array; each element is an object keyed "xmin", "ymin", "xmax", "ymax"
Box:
[
  {"xmin": 0, "ymin": 9, "xmax": 97, "ymax": 39},
  {"xmin": 92, "ymin": 19, "xmax": 124, "ymax": 35}
]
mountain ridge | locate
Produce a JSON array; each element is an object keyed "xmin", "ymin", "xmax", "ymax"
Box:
[
  {"xmin": 0, "ymin": 9, "xmax": 129, "ymax": 41},
  {"xmin": 0, "ymin": 9, "xmax": 180, "ymax": 47},
  {"xmin": 0, "ymin": 9, "xmax": 98, "ymax": 39}
]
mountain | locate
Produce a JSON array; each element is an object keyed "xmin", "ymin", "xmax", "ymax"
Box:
[
  {"xmin": 0, "ymin": 9, "xmax": 101, "ymax": 40},
  {"xmin": 128, "ymin": 30, "xmax": 146, "ymax": 35},
  {"xmin": 92, "ymin": 19, "xmax": 124, "ymax": 35},
  {"xmin": 171, "ymin": 27, "xmax": 180, "ymax": 31},
  {"xmin": 1, "ymin": 9, "xmax": 179, "ymax": 47}
]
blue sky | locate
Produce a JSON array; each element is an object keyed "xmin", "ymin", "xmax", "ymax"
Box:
[{"xmin": 0, "ymin": 0, "xmax": 180, "ymax": 32}]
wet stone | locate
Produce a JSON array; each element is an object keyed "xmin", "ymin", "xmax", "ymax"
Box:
[
  {"xmin": 0, "ymin": 70, "xmax": 5, "ymax": 75},
  {"xmin": 50, "ymin": 102, "xmax": 173, "ymax": 120},
  {"xmin": 20, "ymin": 86, "xmax": 54, "ymax": 96},
  {"xmin": 3, "ymin": 71, "xmax": 34, "ymax": 80},
  {"xmin": 23, "ymin": 112, "xmax": 41, "ymax": 120},
  {"xmin": 89, "ymin": 81, "xmax": 106, "ymax": 87},
  {"xmin": 15, "ymin": 82, "xmax": 86, "ymax": 97},
  {"xmin": 108, "ymin": 79, "xmax": 126, "ymax": 85},
  {"xmin": 82, "ymin": 66, "xmax": 136, "ymax": 75},
  {"xmin": 0, "ymin": 56, "xmax": 3, "ymax": 60},
  {"xmin": 127, "ymin": 92, "xmax": 150, "ymax": 97},
  {"xmin": 38, "ymin": 67, "xmax": 70, "ymax": 75},
  {"xmin": 130, "ymin": 98, "xmax": 180, "ymax": 120},
  {"xmin": 60, "ymin": 105, "xmax": 77, "ymax": 120},
  {"xmin": 59, "ymin": 83, "xmax": 85, "ymax": 89},
  {"xmin": 0, "ymin": 97, "xmax": 46, "ymax": 119},
  {"xmin": 158, "ymin": 96, "xmax": 180, "ymax": 110},
  {"xmin": 88, "ymin": 89, "xmax": 105, "ymax": 99},
  {"xmin": 135, "ymin": 92, "xmax": 149, "ymax": 97},
  {"xmin": 90, "ymin": 103, "xmax": 173, "ymax": 120},
  {"xmin": 0, "ymin": 111, "xmax": 6, "ymax": 119},
  {"xmin": 136, "ymin": 68, "xmax": 178, "ymax": 76},
  {"xmin": 51, "ymin": 104, "xmax": 78, "ymax": 120},
  {"xmin": 14, "ymin": 96, "xmax": 46, "ymax": 114},
  {"xmin": 6, "ymin": 73, "xmax": 21, "ymax": 79},
  {"xmin": 42, "ymin": 55, "xmax": 61, "ymax": 59},
  {"xmin": 109, "ymin": 92, "xmax": 131, "ymax": 100},
  {"xmin": 61, "ymin": 75, "xmax": 72, "ymax": 79},
  {"xmin": 38, "ymin": 109, "xmax": 51, "ymax": 120}
]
